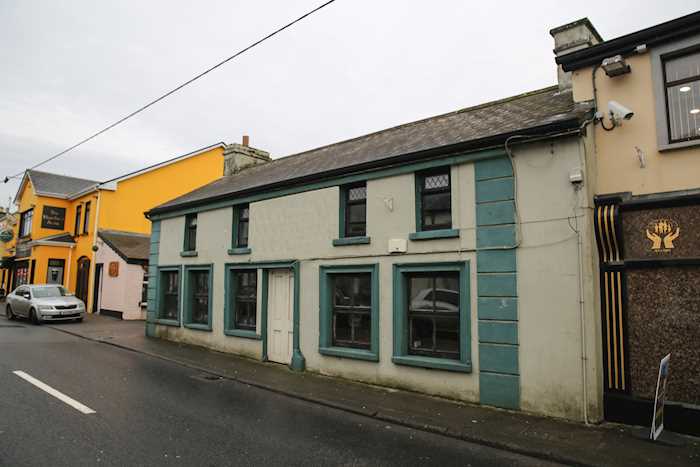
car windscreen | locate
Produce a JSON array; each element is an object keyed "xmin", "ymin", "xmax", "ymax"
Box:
[{"xmin": 32, "ymin": 286, "xmax": 70, "ymax": 298}]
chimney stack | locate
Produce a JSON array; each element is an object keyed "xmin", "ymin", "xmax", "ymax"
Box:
[
  {"xmin": 223, "ymin": 136, "xmax": 270, "ymax": 176},
  {"xmin": 550, "ymin": 18, "xmax": 603, "ymax": 90}
]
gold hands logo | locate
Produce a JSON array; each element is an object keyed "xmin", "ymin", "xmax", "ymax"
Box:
[{"xmin": 645, "ymin": 219, "xmax": 680, "ymax": 252}]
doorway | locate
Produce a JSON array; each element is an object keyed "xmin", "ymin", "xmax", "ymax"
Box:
[
  {"xmin": 46, "ymin": 259, "xmax": 65, "ymax": 285},
  {"xmin": 92, "ymin": 263, "xmax": 103, "ymax": 314},
  {"xmin": 267, "ymin": 269, "xmax": 294, "ymax": 365},
  {"xmin": 76, "ymin": 256, "xmax": 90, "ymax": 305}
]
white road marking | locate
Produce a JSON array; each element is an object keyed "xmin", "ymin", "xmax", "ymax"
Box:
[{"xmin": 12, "ymin": 370, "xmax": 96, "ymax": 415}]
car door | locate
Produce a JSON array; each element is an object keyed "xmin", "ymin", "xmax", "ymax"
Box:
[{"xmin": 13, "ymin": 287, "xmax": 29, "ymax": 317}]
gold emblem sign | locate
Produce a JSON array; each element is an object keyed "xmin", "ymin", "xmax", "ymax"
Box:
[{"xmin": 645, "ymin": 219, "xmax": 680, "ymax": 252}]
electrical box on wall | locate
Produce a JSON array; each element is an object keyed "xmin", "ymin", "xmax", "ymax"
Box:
[{"xmin": 388, "ymin": 238, "xmax": 407, "ymax": 254}]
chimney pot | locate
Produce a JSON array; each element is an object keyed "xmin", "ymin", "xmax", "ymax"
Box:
[{"xmin": 242, "ymin": 135, "xmax": 249, "ymax": 146}]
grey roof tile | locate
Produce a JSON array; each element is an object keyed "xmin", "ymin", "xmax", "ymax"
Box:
[
  {"xmin": 28, "ymin": 170, "xmax": 100, "ymax": 197},
  {"xmin": 98, "ymin": 230, "xmax": 150, "ymax": 262},
  {"xmin": 152, "ymin": 86, "xmax": 589, "ymax": 214}
]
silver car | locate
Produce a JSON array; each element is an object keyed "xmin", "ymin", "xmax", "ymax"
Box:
[{"xmin": 5, "ymin": 284, "xmax": 85, "ymax": 324}]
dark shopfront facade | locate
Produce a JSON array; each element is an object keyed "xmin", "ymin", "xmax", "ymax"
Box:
[{"xmin": 594, "ymin": 190, "xmax": 700, "ymax": 436}]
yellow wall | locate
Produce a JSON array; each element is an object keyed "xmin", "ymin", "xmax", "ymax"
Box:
[
  {"xmin": 16, "ymin": 179, "xmax": 73, "ymax": 244},
  {"xmin": 571, "ymin": 53, "xmax": 700, "ymax": 196},
  {"xmin": 99, "ymin": 146, "xmax": 224, "ymax": 234}
]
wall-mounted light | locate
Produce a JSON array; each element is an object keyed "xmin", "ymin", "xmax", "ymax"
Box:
[{"xmin": 601, "ymin": 55, "xmax": 631, "ymax": 77}]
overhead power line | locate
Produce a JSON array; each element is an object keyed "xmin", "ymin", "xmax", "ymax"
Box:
[{"xmin": 3, "ymin": 0, "xmax": 337, "ymax": 184}]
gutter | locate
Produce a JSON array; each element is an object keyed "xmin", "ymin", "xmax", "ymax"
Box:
[
  {"xmin": 146, "ymin": 116, "xmax": 588, "ymax": 218},
  {"xmin": 556, "ymin": 11, "xmax": 700, "ymax": 72}
]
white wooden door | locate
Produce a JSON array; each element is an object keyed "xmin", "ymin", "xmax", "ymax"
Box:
[{"xmin": 267, "ymin": 269, "xmax": 294, "ymax": 364}]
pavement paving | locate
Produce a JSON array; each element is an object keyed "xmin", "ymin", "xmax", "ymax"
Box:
[{"xmin": 5, "ymin": 312, "xmax": 700, "ymax": 466}]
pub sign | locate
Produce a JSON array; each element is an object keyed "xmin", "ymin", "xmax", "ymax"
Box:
[{"xmin": 41, "ymin": 206, "xmax": 66, "ymax": 230}]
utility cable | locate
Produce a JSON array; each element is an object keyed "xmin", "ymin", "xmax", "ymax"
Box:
[{"xmin": 3, "ymin": 0, "xmax": 338, "ymax": 183}]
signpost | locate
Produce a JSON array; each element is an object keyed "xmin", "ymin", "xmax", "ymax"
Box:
[{"xmin": 650, "ymin": 353, "xmax": 671, "ymax": 440}]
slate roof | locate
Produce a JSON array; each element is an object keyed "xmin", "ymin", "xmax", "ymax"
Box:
[
  {"xmin": 98, "ymin": 230, "xmax": 150, "ymax": 263},
  {"xmin": 150, "ymin": 86, "xmax": 590, "ymax": 215},
  {"xmin": 27, "ymin": 170, "xmax": 100, "ymax": 198}
]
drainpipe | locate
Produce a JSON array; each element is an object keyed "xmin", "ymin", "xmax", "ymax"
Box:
[
  {"xmin": 66, "ymin": 245, "xmax": 74, "ymax": 288},
  {"xmin": 289, "ymin": 260, "xmax": 306, "ymax": 371},
  {"xmin": 88, "ymin": 189, "xmax": 102, "ymax": 313}
]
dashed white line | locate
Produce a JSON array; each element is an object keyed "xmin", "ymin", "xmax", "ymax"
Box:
[{"xmin": 12, "ymin": 370, "xmax": 96, "ymax": 415}]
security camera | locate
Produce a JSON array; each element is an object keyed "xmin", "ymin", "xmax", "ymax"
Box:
[{"xmin": 608, "ymin": 101, "xmax": 634, "ymax": 123}]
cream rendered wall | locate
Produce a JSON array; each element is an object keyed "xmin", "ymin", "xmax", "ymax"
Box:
[
  {"xmin": 514, "ymin": 136, "xmax": 601, "ymax": 421},
  {"xmin": 571, "ymin": 48, "xmax": 700, "ymax": 196},
  {"xmin": 95, "ymin": 239, "xmax": 146, "ymax": 320},
  {"xmin": 155, "ymin": 149, "xmax": 598, "ymax": 418}
]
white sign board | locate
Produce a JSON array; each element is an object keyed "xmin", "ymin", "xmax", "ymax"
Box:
[{"xmin": 650, "ymin": 353, "xmax": 671, "ymax": 441}]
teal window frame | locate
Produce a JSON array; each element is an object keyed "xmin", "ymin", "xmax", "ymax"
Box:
[
  {"xmin": 319, "ymin": 264, "xmax": 379, "ymax": 362},
  {"xmin": 183, "ymin": 264, "xmax": 213, "ymax": 331},
  {"xmin": 155, "ymin": 265, "xmax": 182, "ymax": 327},
  {"xmin": 333, "ymin": 183, "xmax": 370, "ymax": 246},
  {"xmin": 224, "ymin": 266, "xmax": 261, "ymax": 339},
  {"xmin": 229, "ymin": 204, "xmax": 251, "ymax": 255},
  {"xmin": 392, "ymin": 261, "xmax": 471, "ymax": 372},
  {"xmin": 411, "ymin": 169, "xmax": 459, "ymax": 241}
]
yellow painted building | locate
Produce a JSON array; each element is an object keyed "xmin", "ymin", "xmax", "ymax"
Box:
[{"xmin": 1, "ymin": 142, "xmax": 226, "ymax": 313}]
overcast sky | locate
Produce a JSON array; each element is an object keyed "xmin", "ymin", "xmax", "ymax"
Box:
[{"xmin": 0, "ymin": 1, "xmax": 697, "ymax": 206}]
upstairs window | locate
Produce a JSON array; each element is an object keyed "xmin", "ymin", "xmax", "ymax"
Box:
[
  {"xmin": 417, "ymin": 170, "xmax": 452, "ymax": 231},
  {"xmin": 183, "ymin": 214, "xmax": 197, "ymax": 252},
  {"xmin": 342, "ymin": 183, "xmax": 367, "ymax": 238},
  {"xmin": 664, "ymin": 49, "xmax": 700, "ymax": 143},
  {"xmin": 19, "ymin": 209, "xmax": 33, "ymax": 237},
  {"xmin": 74, "ymin": 205, "xmax": 82, "ymax": 236},
  {"xmin": 83, "ymin": 201, "xmax": 91, "ymax": 234},
  {"xmin": 234, "ymin": 204, "xmax": 249, "ymax": 248}
]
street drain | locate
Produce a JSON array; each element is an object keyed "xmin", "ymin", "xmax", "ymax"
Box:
[{"xmin": 192, "ymin": 373, "xmax": 223, "ymax": 382}]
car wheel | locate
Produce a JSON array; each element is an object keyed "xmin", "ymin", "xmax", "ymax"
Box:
[
  {"xmin": 30, "ymin": 308, "xmax": 42, "ymax": 325},
  {"xmin": 5, "ymin": 305, "xmax": 15, "ymax": 320}
]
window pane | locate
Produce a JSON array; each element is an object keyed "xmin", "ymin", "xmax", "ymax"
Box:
[
  {"xmin": 190, "ymin": 271, "xmax": 209, "ymax": 325},
  {"xmin": 409, "ymin": 317, "xmax": 434, "ymax": 351},
  {"xmin": 666, "ymin": 80, "xmax": 700, "ymax": 141},
  {"xmin": 347, "ymin": 203, "xmax": 366, "ymax": 223},
  {"xmin": 161, "ymin": 271, "xmax": 179, "ymax": 320},
  {"xmin": 238, "ymin": 220, "xmax": 249, "ymax": 247},
  {"xmin": 434, "ymin": 275, "xmax": 459, "ymax": 312},
  {"xmin": 234, "ymin": 271, "xmax": 256, "ymax": 330},
  {"xmin": 331, "ymin": 272, "xmax": 372, "ymax": 349},
  {"xmin": 424, "ymin": 173, "xmax": 449, "ymax": 190},
  {"xmin": 348, "ymin": 186, "xmax": 366, "ymax": 201},
  {"xmin": 239, "ymin": 206, "xmax": 249, "ymax": 221},
  {"xmin": 665, "ymin": 51, "xmax": 700, "ymax": 83},
  {"xmin": 435, "ymin": 316, "xmax": 460, "ymax": 355},
  {"xmin": 408, "ymin": 276, "xmax": 433, "ymax": 312},
  {"xmin": 423, "ymin": 191, "xmax": 451, "ymax": 211}
]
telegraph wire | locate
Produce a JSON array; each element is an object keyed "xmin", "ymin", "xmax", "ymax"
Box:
[{"xmin": 3, "ymin": 0, "xmax": 338, "ymax": 183}]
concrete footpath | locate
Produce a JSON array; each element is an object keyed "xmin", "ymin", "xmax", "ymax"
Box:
[{"xmin": 44, "ymin": 314, "xmax": 699, "ymax": 467}]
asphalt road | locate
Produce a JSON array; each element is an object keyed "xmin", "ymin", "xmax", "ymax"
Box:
[{"xmin": 0, "ymin": 317, "xmax": 561, "ymax": 467}]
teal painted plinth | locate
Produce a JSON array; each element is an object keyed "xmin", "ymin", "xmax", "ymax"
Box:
[
  {"xmin": 475, "ymin": 157, "xmax": 512, "ymax": 181},
  {"xmin": 478, "ymin": 321, "xmax": 518, "ymax": 345},
  {"xmin": 480, "ymin": 372, "xmax": 520, "ymax": 409},
  {"xmin": 477, "ymin": 273, "xmax": 517, "ymax": 297},
  {"xmin": 476, "ymin": 177, "xmax": 514, "ymax": 203},
  {"xmin": 476, "ymin": 225, "xmax": 516, "ymax": 248},
  {"xmin": 478, "ymin": 297, "xmax": 518, "ymax": 320},
  {"xmin": 290, "ymin": 350, "xmax": 306, "ymax": 371},
  {"xmin": 476, "ymin": 201, "xmax": 515, "ymax": 226},
  {"xmin": 479, "ymin": 343, "xmax": 519, "ymax": 375},
  {"xmin": 477, "ymin": 250, "xmax": 516, "ymax": 273}
]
